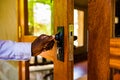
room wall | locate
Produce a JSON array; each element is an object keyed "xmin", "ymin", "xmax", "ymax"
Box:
[
  {"xmin": 0, "ymin": 0, "xmax": 18, "ymax": 80},
  {"xmin": 0, "ymin": 0, "xmax": 17, "ymax": 40}
]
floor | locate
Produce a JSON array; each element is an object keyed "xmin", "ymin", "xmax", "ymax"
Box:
[{"xmin": 74, "ymin": 61, "xmax": 87, "ymax": 80}]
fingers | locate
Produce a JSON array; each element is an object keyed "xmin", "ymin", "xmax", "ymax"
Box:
[
  {"xmin": 40, "ymin": 35, "xmax": 54, "ymax": 44},
  {"xmin": 38, "ymin": 34, "xmax": 48, "ymax": 39},
  {"xmin": 44, "ymin": 40, "xmax": 55, "ymax": 50},
  {"xmin": 38, "ymin": 34, "xmax": 54, "ymax": 41},
  {"xmin": 31, "ymin": 34, "xmax": 55, "ymax": 56},
  {"xmin": 39, "ymin": 34, "xmax": 55, "ymax": 51}
]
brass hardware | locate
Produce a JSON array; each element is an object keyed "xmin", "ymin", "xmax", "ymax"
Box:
[
  {"xmin": 18, "ymin": 26, "xmax": 22, "ymax": 39},
  {"xmin": 69, "ymin": 24, "xmax": 74, "ymax": 61}
]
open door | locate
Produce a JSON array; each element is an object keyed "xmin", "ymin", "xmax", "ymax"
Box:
[
  {"xmin": 18, "ymin": 0, "xmax": 74, "ymax": 80},
  {"xmin": 53, "ymin": 0, "xmax": 74, "ymax": 80}
]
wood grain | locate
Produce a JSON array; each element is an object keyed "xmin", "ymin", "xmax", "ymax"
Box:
[
  {"xmin": 53, "ymin": 0, "xmax": 74, "ymax": 80},
  {"xmin": 110, "ymin": 38, "xmax": 120, "ymax": 69},
  {"xmin": 88, "ymin": 0, "xmax": 111, "ymax": 80}
]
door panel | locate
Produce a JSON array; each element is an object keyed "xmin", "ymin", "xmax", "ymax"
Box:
[{"xmin": 54, "ymin": 0, "xmax": 74, "ymax": 80}]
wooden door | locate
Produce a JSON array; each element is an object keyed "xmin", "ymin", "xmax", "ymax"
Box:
[
  {"xmin": 53, "ymin": 0, "xmax": 74, "ymax": 80},
  {"xmin": 88, "ymin": 0, "xmax": 112, "ymax": 80},
  {"xmin": 18, "ymin": 0, "xmax": 74, "ymax": 80}
]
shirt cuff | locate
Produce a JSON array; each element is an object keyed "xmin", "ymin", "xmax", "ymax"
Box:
[{"xmin": 14, "ymin": 42, "xmax": 32, "ymax": 61}]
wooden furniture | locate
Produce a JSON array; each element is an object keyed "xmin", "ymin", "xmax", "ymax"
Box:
[
  {"xmin": 110, "ymin": 38, "xmax": 120, "ymax": 80},
  {"xmin": 110, "ymin": 38, "xmax": 120, "ymax": 69},
  {"xmin": 109, "ymin": 0, "xmax": 120, "ymax": 80}
]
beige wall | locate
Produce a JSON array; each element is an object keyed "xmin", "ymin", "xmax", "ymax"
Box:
[
  {"xmin": 0, "ymin": 0, "xmax": 17, "ymax": 41},
  {"xmin": 0, "ymin": 0, "xmax": 18, "ymax": 80}
]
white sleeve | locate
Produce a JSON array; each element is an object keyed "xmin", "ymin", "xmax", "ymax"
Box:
[{"xmin": 0, "ymin": 40, "xmax": 31, "ymax": 61}]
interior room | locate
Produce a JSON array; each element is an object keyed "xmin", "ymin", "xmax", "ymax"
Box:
[
  {"xmin": 0, "ymin": 0, "xmax": 120, "ymax": 80},
  {"xmin": 0, "ymin": 0, "xmax": 88, "ymax": 80}
]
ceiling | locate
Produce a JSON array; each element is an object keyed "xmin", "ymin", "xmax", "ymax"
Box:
[{"xmin": 74, "ymin": 0, "xmax": 88, "ymax": 8}]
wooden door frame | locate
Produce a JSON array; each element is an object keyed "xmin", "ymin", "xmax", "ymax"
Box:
[{"xmin": 88, "ymin": 0, "xmax": 112, "ymax": 80}]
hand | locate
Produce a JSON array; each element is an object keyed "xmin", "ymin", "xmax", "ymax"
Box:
[{"xmin": 31, "ymin": 34, "xmax": 55, "ymax": 56}]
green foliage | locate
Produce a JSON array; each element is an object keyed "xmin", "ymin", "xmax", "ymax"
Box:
[{"xmin": 27, "ymin": 0, "xmax": 53, "ymax": 35}]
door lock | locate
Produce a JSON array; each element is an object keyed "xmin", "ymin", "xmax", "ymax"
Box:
[{"xmin": 55, "ymin": 26, "xmax": 64, "ymax": 62}]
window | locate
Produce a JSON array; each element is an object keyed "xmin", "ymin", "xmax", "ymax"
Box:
[
  {"xmin": 27, "ymin": 0, "xmax": 53, "ymax": 36},
  {"xmin": 74, "ymin": 9, "xmax": 84, "ymax": 47}
]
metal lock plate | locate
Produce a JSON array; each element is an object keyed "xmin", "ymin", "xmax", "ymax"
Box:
[{"xmin": 55, "ymin": 26, "xmax": 64, "ymax": 62}]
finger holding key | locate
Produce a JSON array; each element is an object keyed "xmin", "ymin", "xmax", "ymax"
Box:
[{"xmin": 31, "ymin": 34, "xmax": 55, "ymax": 56}]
